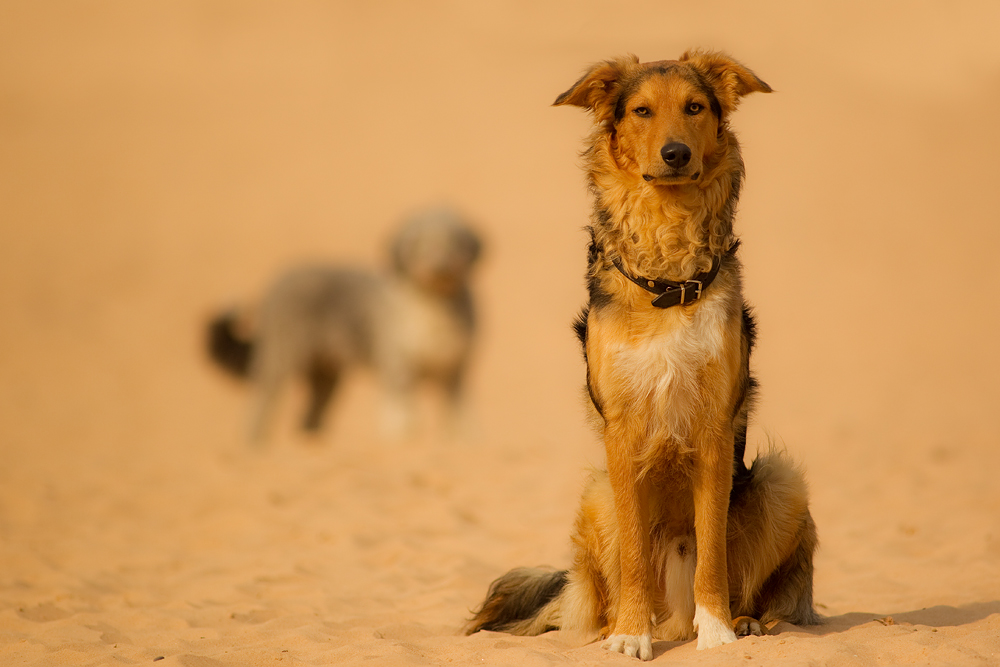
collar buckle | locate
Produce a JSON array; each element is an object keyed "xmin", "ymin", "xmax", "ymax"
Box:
[{"xmin": 679, "ymin": 279, "xmax": 703, "ymax": 305}]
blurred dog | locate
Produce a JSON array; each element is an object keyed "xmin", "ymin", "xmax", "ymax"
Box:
[
  {"xmin": 465, "ymin": 51, "xmax": 818, "ymax": 659},
  {"xmin": 208, "ymin": 207, "xmax": 482, "ymax": 443}
]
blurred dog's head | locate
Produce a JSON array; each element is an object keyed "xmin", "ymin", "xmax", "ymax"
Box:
[{"xmin": 391, "ymin": 207, "xmax": 482, "ymax": 295}]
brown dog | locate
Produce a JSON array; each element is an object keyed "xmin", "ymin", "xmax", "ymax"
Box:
[{"xmin": 465, "ymin": 51, "xmax": 818, "ymax": 660}]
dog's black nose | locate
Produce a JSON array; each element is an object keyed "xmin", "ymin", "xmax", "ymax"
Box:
[{"xmin": 661, "ymin": 142, "xmax": 692, "ymax": 169}]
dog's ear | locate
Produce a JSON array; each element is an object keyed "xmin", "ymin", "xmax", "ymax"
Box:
[
  {"xmin": 465, "ymin": 229, "xmax": 483, "ymax": 265},
  {"xmin": 553, "ymin": 55, "xmax": 640, "ymax": 124},
  {"xmin": 680, "ymin": 50, "xmax": 771, "ymax": 117},
  {"xmin": 390, "ymin": 224, "xmax": 413, "ymax": 276}
]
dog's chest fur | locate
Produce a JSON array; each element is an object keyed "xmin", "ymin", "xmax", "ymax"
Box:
[
  {"xmin": 589, "ymin": 288, "xmax": 733, "ymax": 445},
  {"xmin": 379, "ymin": 281, "xmax": 472, "ymax": 378}
]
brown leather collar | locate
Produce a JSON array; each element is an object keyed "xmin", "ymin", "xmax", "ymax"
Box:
[{"xmin": 611, "ymin": 242, "xmax": 736, "ymax": 309}]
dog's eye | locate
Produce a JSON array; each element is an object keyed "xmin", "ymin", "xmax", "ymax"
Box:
[
  {"xmin": 685, "ymin": 102, "xmax": 703, "ymax": 115},
  {"xmin": 633, "ymin": 107, "xmax": 652, "ymax": 118}
]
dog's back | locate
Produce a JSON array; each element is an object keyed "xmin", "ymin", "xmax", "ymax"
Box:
[{"xmin": 255, "ymin": 266, "xmax": 383, "ymax": 373}]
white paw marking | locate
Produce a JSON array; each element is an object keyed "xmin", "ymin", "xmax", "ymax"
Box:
[
  {"xmin": 693, "ymin": 605, "xmax": 737, "ymax": 650},
  {"xmin": 603, "ymin": 633, "xmax": 653, "ymax": 661}
]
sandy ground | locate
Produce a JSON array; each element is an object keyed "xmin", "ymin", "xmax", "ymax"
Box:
[{"xmin": 2, "ymin": 2, "xmax": 1000, "ymax": 665}]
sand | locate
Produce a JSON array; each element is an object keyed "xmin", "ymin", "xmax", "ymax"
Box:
[{"xmin": 2, "ymin": 1, "xmax": 1000, "ymax": 665}]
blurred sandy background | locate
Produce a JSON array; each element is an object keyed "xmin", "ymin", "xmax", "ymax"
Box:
[{"xmin": 2, "ymin": 1, "xmax": 1000, "ymax": 665}]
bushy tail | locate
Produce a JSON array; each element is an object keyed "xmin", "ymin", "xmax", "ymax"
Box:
[
  {"xmin": 206, "ymin": 311, "xmax": 253, "ymax": 378},
  {"xmin": 464, "ymin": 567, "xmax": 568, "ymax": 636}
]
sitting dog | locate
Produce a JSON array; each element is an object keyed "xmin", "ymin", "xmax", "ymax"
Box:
[
  {"xmin": 207, "ymin": 206, "xmax": 482, "ymax": 443},
  {"xmin": 465, "ymin": 51, "xmax": 818, "ymax": 659}
]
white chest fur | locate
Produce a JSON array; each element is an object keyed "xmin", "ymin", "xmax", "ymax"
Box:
[
  {"xmin": 596, "ymin": 293, "xmax": 730, "ymax": 443},
  {"xmin": 379, "ymin": 281, "xmax": 472, "ymax": 378}
]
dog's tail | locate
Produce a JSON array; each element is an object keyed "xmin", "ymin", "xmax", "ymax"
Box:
[
  {"xmin": 206, "ymin": 311, "xmax": 253, "ymax": 378},
  {"xmin": 464, "ymin": 567, "xmax": 568, "ymax": 636}
]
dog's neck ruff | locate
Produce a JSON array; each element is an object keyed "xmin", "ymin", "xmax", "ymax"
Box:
[{"xmin": 611, "ymin": 242, "xmax": 735, "ymax": 309}]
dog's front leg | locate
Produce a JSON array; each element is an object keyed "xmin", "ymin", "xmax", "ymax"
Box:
[
  {"xmin": 691, "ymin": 427, "xmax": 738, "ymax": 650},
  {"xmin": 376, "ymin": 356, "xmax": 419, "ymax": 440},
  {"xmin": 602, "ymin": 425, "xmax": 654, "ymax": 661}
]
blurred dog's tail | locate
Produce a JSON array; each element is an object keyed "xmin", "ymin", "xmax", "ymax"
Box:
[
  {"xmin": 464, "ymin": 567, "xmax": 568, "ymax": 636},
  {"xmin": 207, "ymin": 311, "xmax": 253, "ymax": 378}
]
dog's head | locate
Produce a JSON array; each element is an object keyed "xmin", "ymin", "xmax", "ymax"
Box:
[
  {"xmin": 390, "ymin": 207, "xmax": 482, "ymax": 296},
  {"xmin": 554, "ymin": 50, "xmax": 770, "ymax": 185}
]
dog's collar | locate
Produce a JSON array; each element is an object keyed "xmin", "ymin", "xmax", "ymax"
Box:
[{"xmin": 611, "ymin": 243, "xmax": 735, "ymax": 309}]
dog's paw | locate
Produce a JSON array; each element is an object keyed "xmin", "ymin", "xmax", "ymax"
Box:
[
  {"xmin": 694, "ymin": 606, "xmax": 737, "ymax": 650},
  {"xmin": 733, "ymin": 616, "xmax": 767, "ymax": 637},
  {"xmin": 733, "ymin": 616, "xmax": 764, "ymax": 637},
  {"xmin": 603, "ymin": 633, "xmax": 653, "ymax": 661}
]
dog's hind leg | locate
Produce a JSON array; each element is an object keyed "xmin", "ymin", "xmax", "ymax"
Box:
[
  {"xmin": 302, "ymin": 363, "xmax": 340, "ymax": 433},
  {"xmin": 725, "ymin": 452, "xmax": 819, "ymax": 629},
  {"xmin": 246, "ymin": 379, "xmax": 281, "ymax": 444},
  {"xmin": 245, "ymin": 355, "xmax": 288, "ymax": 445},
  {"xmin": 751, "ymin": 509, "xmax": 819, "ymax": 628}
]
